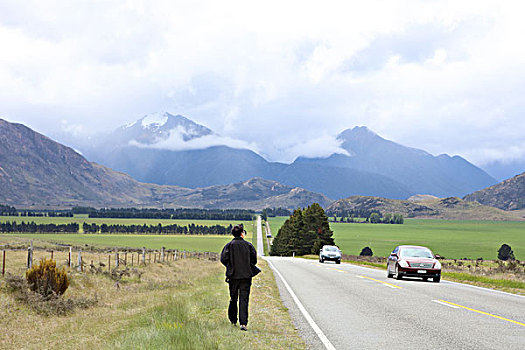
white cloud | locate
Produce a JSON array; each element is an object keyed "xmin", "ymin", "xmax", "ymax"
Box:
[
  {"xmin": 130, "ymin": 126, "xmax": 259, "ymax": 153},
  {"xmin": 0, "ymin": 0, "xmax": 524, "ymax": 170}
]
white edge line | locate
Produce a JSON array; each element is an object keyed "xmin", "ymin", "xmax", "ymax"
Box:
[
  {"xmin": 432, "ymin": 300, "xmax": 460, "ymax": 309},
  {"xmin": 441, "ymin": 280, "xmax": 525, "ymax": 299},
  {"xmin": 265, "ymin": 258, "xmax": 337, "ymax": 350}
]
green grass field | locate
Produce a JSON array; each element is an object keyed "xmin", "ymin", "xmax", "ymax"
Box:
[
  {"xmin": 0, "ymin": 217, "xmax": 256, "ymax": 253},
  {"xmin": 268, "ymin": 217, "xmax": 525, "ymax": 260}
]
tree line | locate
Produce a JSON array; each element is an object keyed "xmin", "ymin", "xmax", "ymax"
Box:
[
  {"xmin": 0, "ymin": 221, "xmax": 79, "ymax": 233},
  {"xmin": 82, "ymin": 223, "xmax": 233, "ymax": 235},
  {"xmin": 261, "ymin": 207, "xmax": 292, "ymax": 220},
  {"xmin": 326, "ymin": 208, "xmax": 381, "ymax": 219},
  {"xmin": 270, "ymin": 203, "xmax": 335, "ymax": 256},
  {"xmin": 328, "ymin": 211, "xmax": 404, "ymax": 224},
  {"xmin": 0, "ymin": 205, "xmax": 17, "ymax": 216},
  {"xmin": 0, "ymin": 221, "xmax": 233, "ymax": 235},
  {"xmin": 0, "ymin": 204, "xmax": 255, "ymax": 221},
  {"xmin": 81, "ymin": 207, "xmax": 254, "ymax": 221}
]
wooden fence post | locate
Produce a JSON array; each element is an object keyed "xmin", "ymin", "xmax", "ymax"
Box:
[
  {"xmin": 2, "ymin": 250, "xmax": 5, "ymax": 276},
  {"xmin": 154, "ymin": 252, "xmax": 157, "ymax": 263},
  {"xmin": 124, "ymin": 252, "xmax": 127, "ymax": 266},
  {"xmin": 115, "ymin": 249, "xmax": 119, "ymax": 269},
  {"xmin": 161, "ymin": 247, "xmax": 165, "ymax": 262},
  {"xmin": 183, "ymin": 250, "xmax": 186, "ymax": 259},
  {"xmin": 174, "ymin": 250, "xmax": 177, "ymax": 261},
  {"xmin": 69, "ymin": 246, "xmax": 72, "ymax": 268},
  {"xmin": 51, "ymin": 250, "xmax": 54, "ymax": 260},
  {"xmin": 77, "ymin": 250, "xmax": 82, "ymax": 272},
  {"xmin": 142, "ymin": 247, "xmax": 146, "ymax": 265},
  {"xmin": 108, "ymin": 255, "xmax": 111, "ymax": 272},
  {"xmin": 131, "ymin": 254, "xmax": 134, "ymax": 266},
  {"xmin": 27, "ymin": 246, "xmax": 33, "ymax": 269}
]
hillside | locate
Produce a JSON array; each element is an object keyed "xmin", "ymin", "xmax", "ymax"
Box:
[
  {"xmin": 170, "ymin": 177, "xmax": 333, "ymax": 210},
  {"xmin": 0, "ymin": 119, "xmax": 190, "ymax": 207},
  {"xmin": 0, "ymin": 118, "xmax": 329, "ymax": 209},
  {"xmin": 464, "ymin": 172, "xmax": 525, "ymax": 210},
  {"xmin": 326, "ymin": 195, "xmax": 521, "ymax": 221}
]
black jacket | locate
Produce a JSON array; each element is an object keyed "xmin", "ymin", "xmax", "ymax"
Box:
[{"xmin": 220, "ymin": 237, "xmax": 258, "ymax": 279}]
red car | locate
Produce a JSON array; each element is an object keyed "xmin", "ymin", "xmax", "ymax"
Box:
[{"xmin": 387, "ymin": 245, "xmax": 441, "ymax": 282}]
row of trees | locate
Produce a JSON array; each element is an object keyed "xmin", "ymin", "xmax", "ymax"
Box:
[
  {"xmin": 261, "ymin": 207, "xmax": 292, "ymax": 220},
  {"xmin": 0, "ymin": 204, "xmax": 17, "ymax": 216},
  {"xmin": 0, "ymin": 221, "xmax": 232, "ymax": 235},
  {"xmin": 82, "ymin": 223, "xmax": 233, "ymax": 235},
  {"xmin": 84, "ymin": 208, "xmax": 254, "ymax": 220},
  {"xmin": 369, "ymin": 213, "xmax": 404, "ymax": 224},
  {"xmin": 0, "ymin": 221, "xmax": 79, "ymax": 233},
  {"xmin": 270, "ymin": 203, "xmax": 335, "ymax": 256},
  {"xmin": 326, "ymin": 208, "xmax": 381, "ymax": 219}
]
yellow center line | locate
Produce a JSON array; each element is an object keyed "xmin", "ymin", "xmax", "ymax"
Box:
[
  {"xmin": 327, "ymin": 268, "xmax": 346, "ymax": 273},
  {"xmin": 438, "ymin": 300, "xmax": 525, "ymax": 327},
  {"xmin": 358, "ymin": 275, "xmax": 402, "ymax": 289}
]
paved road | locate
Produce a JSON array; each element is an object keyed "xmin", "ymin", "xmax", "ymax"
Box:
[
  {"xmin": 256, "ymin": 215, "xmax": 264, "ymax": 256},
  {"xmin": 265, "ymin": 257, "xmax": 525, "ymax": 350}
]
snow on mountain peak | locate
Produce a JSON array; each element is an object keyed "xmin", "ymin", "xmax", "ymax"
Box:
[{"xmin": 141, "ymin": 112, "xmax": 169, "ymax": 128}]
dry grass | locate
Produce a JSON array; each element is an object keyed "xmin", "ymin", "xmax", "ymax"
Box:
[{"xmin": 0, "ymin": 247, "xmax": 305, "ymax": 349}]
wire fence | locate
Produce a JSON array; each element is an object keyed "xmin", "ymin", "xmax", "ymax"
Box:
[{"xmin": 0, "ymin": 242, "xmax": 219, "ymax": 277}]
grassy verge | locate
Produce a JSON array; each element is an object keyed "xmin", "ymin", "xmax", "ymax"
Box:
[
  {"xmin": 442, "ymin": 272, "xmax": 525, "ymax": 295},
  {"xmin": 1, "ymin": 250, "xmax": 305, "ymax": 349}
]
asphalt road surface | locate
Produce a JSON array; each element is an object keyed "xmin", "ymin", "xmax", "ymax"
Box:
[{"xmin": 265, "ymin": 256, "xmax": 525, "ymax": 350}]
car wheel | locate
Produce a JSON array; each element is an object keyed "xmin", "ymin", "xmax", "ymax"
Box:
[
  {"xmin": 319, "ymin": 257, "xmax": 324, "ymax": 263},
  {"xmin": 433, "ymin": 276, "xmax": 441, "ymax": 283},
  {"xmin": 395, "ymin": 265, "xmax": 403, "ymax": 280},
  {"xmin": 387, "ymin": 267, "xmax": 394, "ymax": 278},
  {"xmin": 422, "ymin": 277, "xmax": 428, "ymax": 282},
  {"xmin": 336, "ymin": 259, "xmax": 341, "ymax": 264}
]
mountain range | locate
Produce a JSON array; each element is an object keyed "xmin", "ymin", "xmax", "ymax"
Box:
[
  {"xmin": 78, "ymin": 112, "xmax": 497, "ymax": 200},
  {"xmin": 0, "ymin": 119, "xmax": 328, "ymax": 209},
  {"xmin": 1, "ymin": 117, "xmax": 523, "ymax": 217}
]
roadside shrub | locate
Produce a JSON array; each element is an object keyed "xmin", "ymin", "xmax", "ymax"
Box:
[
  {"xmin": 497, "ymin": 244, "xmax": 515, "ymax": 261},
  {"xmin": 4, "ymin": 273, "xmax": 97, "ymax": 316},
  {"xmin": 360, "ymin": 247, "xmax": 373, "ymax": 256},
  {"xmin": 26, "ymin": 258, "xmax": 69, "ymax": 297}
]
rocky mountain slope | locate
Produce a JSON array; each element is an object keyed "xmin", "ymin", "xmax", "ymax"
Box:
[
  {"xmin": 326, "ymin": 195, "xmax": 520, "ymax": 220},
  {"xmin": 0, "ymin": 119, "xmax": 190, "ymax": 207},
  {"xmin": 463, "ymin": 172, "xmax": 525, "ymax": 210},
  {"xmin": 170, "ymin": 177, "xmax": 333, "ymax": 210},
  {"xmin": 0, "ymin": 118, "xmax": 329, "ymax": 209}
]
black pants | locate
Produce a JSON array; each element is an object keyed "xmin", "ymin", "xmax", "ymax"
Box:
[{"xmin": 228, "ymin": 278, "xmax": 252, "ymax": 325}]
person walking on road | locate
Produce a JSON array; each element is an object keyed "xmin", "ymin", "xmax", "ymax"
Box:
[{"xmin": 220, "ymin": 224, "xmax": 260, "ymax": 331}]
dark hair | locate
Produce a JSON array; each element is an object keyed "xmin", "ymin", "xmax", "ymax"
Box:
[{"xmin": 232, "ymin": 224, "xmax": 244, "ymax": 237}]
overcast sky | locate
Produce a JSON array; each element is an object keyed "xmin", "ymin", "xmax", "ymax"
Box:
[{"xmin": 1, "ymin": 0, "xmax": 524, "ymax": 167}]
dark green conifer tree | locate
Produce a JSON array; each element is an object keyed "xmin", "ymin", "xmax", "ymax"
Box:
[{"xmin": 304, "ymin": 203, "xmax": 335, "ymax": 253}]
